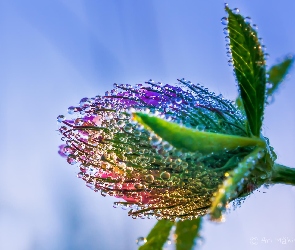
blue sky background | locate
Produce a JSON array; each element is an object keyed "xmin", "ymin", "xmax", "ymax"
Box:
[{"xmin": 0, "ymin": 0, "xmax": 294, "ymax": 249}]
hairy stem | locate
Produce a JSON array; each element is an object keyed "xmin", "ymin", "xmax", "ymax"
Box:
[{"xmin": 271, "ymin": 164, "xmax": 295, "ymax": 186}]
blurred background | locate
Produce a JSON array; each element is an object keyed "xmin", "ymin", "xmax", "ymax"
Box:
[{"xmin": 0, "ymin": 0, "xmax": 294, "ymax": 249}]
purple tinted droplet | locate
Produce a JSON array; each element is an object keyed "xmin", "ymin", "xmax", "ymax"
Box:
[
  {"xmin": 57, "ymin": 115, "xmax": 65, "ymax": 123},
  {"xmin": 58, "ymin": 144, "xmax": 67, "ymax": 157},
  {"xmin": 68, "ymin": 106, "xmax": 76, "ymax": 114},
  {"xmin": 67, "ymin": 154, "xmax": 77, "ymax": 165},
  {"xmin": 79, "ymin": 97, "xmax": 89, "ymax": 107}
]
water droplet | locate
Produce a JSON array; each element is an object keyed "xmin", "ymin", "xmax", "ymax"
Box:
[
  {"xmin": 225, "ymin": 36, "xmax": 230, "ymax": 43},
  {"xmin": 67, "ymin": 154, "xmax": 77, "ymax": 165},
  {"xmin": 79, "ymin": 97, "xmax": 89, "ymax": 107},
  {"xmin": 244, "ymin": 17, "xmax": 252, "ymax": 24},
  {"xmin": 63, "ymin": 146, "xmax": 73, "ymax": 155},
  {"xmin": 145, "ymin": 174, "xmax": 154, "ymax": 183},
  {"xmin": 136, "ymin": 237, "xmax": 147, "ymax": 246},
  {"xmin": 228, "ymin": 59, "xmax": 234, "ymax": 66},
  {"xmin": 101, "ymin": 190, "xmax": 107, "ymax": 197},
  {"xmin": 221, "ymin": 17, "xmax": 228, "ymax": 25},
  {"xmin": 223, "ymin": 27, "xmax": 229, "ymax": 35},
  {"xmin": 57, "ymin": 115, "xmax": 65, "ymax": 123},
  {"xmin": 139, "ymin": 149, "xmax": 145, "ymax": 155},
  {"xmin": 225, "ymin": 43, "xmax": 231, "ymax": 50},
  {"xmin": 266, "ymin": 82, "xmax": 273, "ymax": 89},
  {"xmin": 175, "ymin": 97, "xmax": 182, "ymax": 104},
  {"xmin": 134, "ymin": 183, "xmax": 143, "ymax": 189},
  {"xmin": 86, "ymin": 182, "xmax": 95, "ymax": 190},
  {"xmin": 126, "ymin": 147, "xmax": 133, "ymax": 154},
  {"xmin": 124, "ymin": 123, "xmax": 133, "ymax": 132},
  {"xmin": 261, "ymin": 45, "xmax": 266, "ymax": 53},
  {"xmin": 119, "ymin": 113, "xmax": 126, "ymax": 119},
  {"xmin": 160, "ymin": 171, "xmax": 171, "ymax": 180},
  {"xmin": 257, "ymin": 151, "xmax": 265, "ymax": 159},
  {"xmin": 150, "ymin": 135, "xmax": 162, "ymax": 146},
  {"xmin": 162, "ymin": 142, "xmax": 173, "ymax": 151},
  {"xmin": 232, "ymin": 8, "xmax": 240, "ymax": 14},
  {"xmin": 181, "ymin": 162, "xmax": 188, "ymax": 169},
  {"xmin": 264, "ymin": 53, "xmax": 270, "ymax": 59},
  {"xmin": 252, "ymin": 24, "xmax": 258, "ymax": 30},
  {"xmin": 68, "ymin": 106, "xmax": 76, "ymax": 114},
  {"xmin": 196, "ymin": 237, "xmax": 204, "ymax": 246},
  {"xmin": 266, "ymin": 95, "xmax": 274, "ymax": 104},
  {"xmin": 117, "ymin": 120, "xmax": 125, "ymax": 127},
  {"xmin": 134, "ymin": 130, "xmax": 142, "ymax": 136},
  {"xmin": 164, "ymin": 238, "xmax": 172, "ymax": 247}
]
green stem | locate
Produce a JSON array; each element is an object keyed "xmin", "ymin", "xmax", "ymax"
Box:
[{"xmin": 271, "ymin": 164, "xmax": 295, "ymax": 186}]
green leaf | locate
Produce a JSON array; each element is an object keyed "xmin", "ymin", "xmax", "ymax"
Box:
[
  {"xmin": 235, "ymin": 96, "xmax": 245, "ymax": 112},
  {"xmin": 133, "ymin": 113, "xmax": 265, "ymax": 154},
  {"xmin": 210, "ymin": 147, "xmax": 265, "ymax": 220},
  {"xmin": 139, "ymin": 220, "xmax": 174, "ymax": 250},
  {"xmin": 175, "ymin": 218, "xmax": 203, "ymax": 250},
  {"xmin": 226, "ymin": 7, "xmax": 266, "ymax": 136},
  {"xmin": 267, "ymin": 55, "xmax": 294, "ymax": 97},
  {"xmin": 271, "ymin": 164, "xmax": 295, "ymax": 186}
]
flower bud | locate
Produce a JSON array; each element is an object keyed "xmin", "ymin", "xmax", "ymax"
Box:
[{"xmin": 57, "ymin": 79, "xmax": 256, "ymax": 220}]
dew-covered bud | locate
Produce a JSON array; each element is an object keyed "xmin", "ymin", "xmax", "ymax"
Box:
[{"xmin": 57, "ymin": 79, "xmax": 265, "ymax": 220}]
